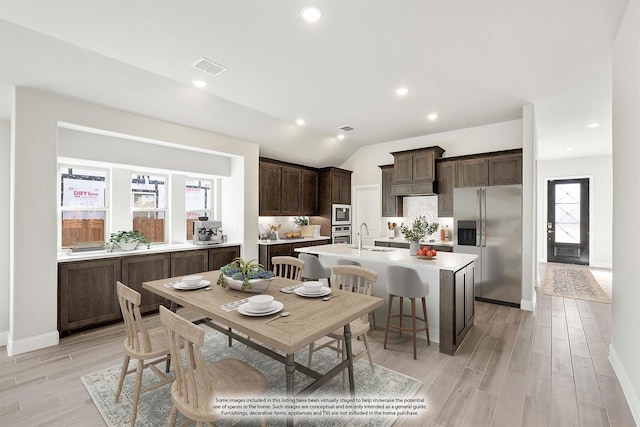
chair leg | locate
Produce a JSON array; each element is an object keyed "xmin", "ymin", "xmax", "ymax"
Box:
[
  {"xmin": 363, "ymin": 333, "xmax": 375, "ymax": 372},
  {"xmin": 114, "ymin": 354, "xmax": 130, "ymax": 402},
  {"xmin": 422, "ymin": 297, "xmax": 430, "ymax": 346},
  {"xmin": 399, "ymin": 296, "xmax": 404, "ymax": 337},
  {"xmin": 383, "ymin": 294, "xmax": 394, "ymax": 349},
  {"xmin": 411, "ymin": 298, "xmax": 417, "ymax": 360},
  {"xmin": 168, "ymin": 404, "xmax": 178, "ymax": 427},
  {"xmin": 371, "ymin": 311, "xmax": 377, "ymax": 330},
  {"xmin": 165, "ymin": 353, "xmax": 171, "ymax": 373},
  {"xmin": 130, "ymin": 359, "xmax": 144, "ymax": 426}
]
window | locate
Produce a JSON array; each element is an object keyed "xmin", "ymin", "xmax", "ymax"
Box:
[
  {"xmin": 131, "ymin": 173, "xmax": 167, "ymax": 243},
  {"xmin": 186, "ymin": 178, "xmax": 214, "ymax": 240},
  {"xmin": 59, "ymin": 166, "xmax": 108, "ymax": 247}
]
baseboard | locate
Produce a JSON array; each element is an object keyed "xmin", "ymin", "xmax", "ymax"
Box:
[
  {"xmin": 609, "ymin": 344, "xmax": 640, "ymax": 425},
  {"xmin": 0, "ymin": 330, "xmax": 7, "ymax": 347},
  {"xmin": 520, "ymin": 298, "xmax": 535, "ymax": 312},
  {"xmin": 590, "ymin": 261, "xmax": 613, "ymax": 269},
  {"xmin": 7, "ymin": 331, "xmax": 59, "ymax": 356}
]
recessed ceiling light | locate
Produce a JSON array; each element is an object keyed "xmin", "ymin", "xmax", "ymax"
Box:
[
  {"xmin": 192, "ymin": 79, "xmax": 207, "ymax": 88},
  {"xmin": 395, "ymin": 87, "xmax": 409, "ymax": 97},
  {"xmin": 301, "ymin": 6, "xmax": 322, "ymax": 22},
  {"xmin": 296, "ymin": 119, "xmax": 306, "ymax": 126},
  {"xmin": 586, "ymin": 123, "xmax": 600, "ymax": 128},
  {"xmin": 337, "ymin": 134, "xmax": 345, "ymax": 140},
  {"xmin": 566, "ymin": 147, "xmax": 574, "ymax": 151},
  {"xmin": 427, "ymin": 113, "xmax": 438, "ymax": 121}
]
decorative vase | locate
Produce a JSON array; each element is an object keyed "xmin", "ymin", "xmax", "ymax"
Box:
[
  {"xmin": 118, "ymin": 240, "xmax": 139, "ymax": 251},
  {"xmin": 224, "ymin": 277, "xmax": 274, "ymax": 293},
  {"xmin": 300, "ymin": 225, "xmax": 315, "ymax": 238},
  {"xmin": 409, "ymin": 240, "xmax": 420, "ymax": 256}
]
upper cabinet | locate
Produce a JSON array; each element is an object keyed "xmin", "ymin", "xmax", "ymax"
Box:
[
  {"xmin": 456, "ymin": 150, "xmax": 522, "ymax": 188},
  {"xmin": 380, "ymin": 164, "xmax": 403, "ymax": 217},
  {"xmin": 259, "ymin": 158, "xmax": 319, "ymax": 216},
  {"xmin": 390, "ymin": 146, "xmax": 445, "ymax": 196},
  {"xmin": 319, "ymin": 167, "xmax": 352, "ymax": 215},
  {"xmin": 436, "ymin": 160, "xmax": 456, "ymax": 217}
]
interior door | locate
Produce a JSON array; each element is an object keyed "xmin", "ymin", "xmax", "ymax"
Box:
[
  {"xmin": 353, "ymin": 185, "xmax": 380, "ymax": 246},
  {"xmin": 547, "ymin": 178, "xmax": 589, "ymax": 265}
]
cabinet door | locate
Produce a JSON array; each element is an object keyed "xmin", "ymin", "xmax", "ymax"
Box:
[
  {"xmin": 171, "ymin": 250, "xmax": 208, "ymax": 277},
  {"xmin": 311, "ymin": 239, "xmax": 331, "ymax": 246},
  {"xmin": 413, "ymin": 150, "xmax": 435, "ymax": 181},
  {"xmin": 339, "ymin": 173, "xmax": 351, "ymax": 204},
  {"xmin": 259, "ymin": 162, "xmax": 282, "ymax": 215},
  {"xmin": 381, "ymin": 166, "xmax": 403, "ymax": 217},
  {"xmin": 121, "ymin": 254, "xmax": 170, "ymax": 314},
  {"xmin": 393, "ymin": 152, "xmax": 413, "ymax": 183},
  {"xmin": 457, "ymin": 158, "xmax": 489, "ymax": 187},
  {"xmin": 489, "ymin": 154, "xmax": 522, "ymax": 185},
  {"xmin": 437, "ymin": 161, "xmax": 455, "ymax": 217},
  {"xmin": 465, "ymin": 263, "xmax": 475, "ymax": 326},
  {"xmin": 301, "ymin": 169, "xmax": 318, "ymax": 215},
  {"xmin": 281, "ymin": 166, "xmax": 302, "ymax": 215},
  {"xmin": 59, "ymin": 258, "xmax": 122, "ymax": 333},
  {"xmin": 454, "ymin": 268, "xmax": 466, "ymax": 338},
  {"xmin": 264, "ymin": 244, "xmax": 293, "ymax": 271},
  {"xmin": 209, "ymin": 245, "xmax": 241, "ymax": 271},
  {"xmin": 330, "ymin": 172, "xmax": 342, "ymax": 204}
]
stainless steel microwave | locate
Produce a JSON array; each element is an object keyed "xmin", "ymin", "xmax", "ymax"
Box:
[{"xmin": 331, "ymin": 204, "xmax": 351, "ymax": 225}]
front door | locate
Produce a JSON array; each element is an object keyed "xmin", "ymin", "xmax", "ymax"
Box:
[{"xmin": 547, "ymin": 178, "xmax": 589, "ymax": 265}]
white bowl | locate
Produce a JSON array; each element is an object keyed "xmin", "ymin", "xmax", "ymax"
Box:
[
  {"xmin": 182, "ymin": 275, "xmax": 203, "ymax": 286},
  {"xmin": 302, "ymin": 281, "xmax": 323, "ymax": 293},
  {"xmin": 248, "ymin": 294, "xmax": 274, "ymax": 311}
]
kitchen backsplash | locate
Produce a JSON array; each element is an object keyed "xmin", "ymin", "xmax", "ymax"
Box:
[{"xmin": 382, "ymin": 196, "xmax": 454, "ymax": 240}]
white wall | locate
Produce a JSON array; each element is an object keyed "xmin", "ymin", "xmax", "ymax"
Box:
[
  {"xmin": 6, "ymin": 87, "xmax": 259, "ymax": 355},
  {"xmin": 611, "ymin": 0, "xmax": 640, "ymax": 423},
  {"xmin": 0, "ymin": 120, "xmax": 10, "ymax": 346},
  {"xmin": 537, "ymin": 155, "xmax": 613, "ymax": 268}
]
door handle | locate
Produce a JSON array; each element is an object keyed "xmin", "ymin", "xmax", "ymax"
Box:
[{"xmin": 547, "ymin": 230, "xmax": 554, "ymax": 234}]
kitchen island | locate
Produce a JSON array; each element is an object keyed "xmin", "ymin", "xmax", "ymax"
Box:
[{"xmin": 295, "ymin": 244, "xmax": 477, "ymax": 355}]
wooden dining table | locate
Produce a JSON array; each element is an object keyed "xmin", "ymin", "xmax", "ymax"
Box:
[{"xmin": 143, "ymin": 271, "xmax": 383, "ymax": 403}]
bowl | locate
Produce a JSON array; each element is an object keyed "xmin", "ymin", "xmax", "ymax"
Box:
[
  {"xmin": 248, "ymin": 294, "xmax": 274, "ymax": 311},
  {"xmin": 182, "ymin": 275, "xmax": 203, "ymax": 286},
  {"xmin": 302, "ymin": 281, "xmax": 323, "ymax": 293}
]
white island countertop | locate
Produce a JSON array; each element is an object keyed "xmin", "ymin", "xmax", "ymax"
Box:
[
  {"xmin": 295, "ymin": 243, "xmax": 475, "ymax": 271},
  {"xmin": 258, "ymin": 236, "xmax": 331, "ymax": 246}
]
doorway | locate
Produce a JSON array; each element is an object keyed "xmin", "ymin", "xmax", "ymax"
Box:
[
  {"xmin": 547, "ymin": 178, "xmax": 590, "ymax": 265},
  {"xmin": 353, "ymin": 185, "xmax": 381, "ymax": 247}
]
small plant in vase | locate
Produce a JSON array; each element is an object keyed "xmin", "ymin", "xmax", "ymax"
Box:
[
  {"xmin": 399, "ymin": 216, "xmax": 439, "ymax": 256},
  {"xmin": 107, "ymin": 230, "xmax": 151, "ymax": 252},
  {"xmin": 217, "ymin": 257, "xmax": 275, "ymax": 292}
]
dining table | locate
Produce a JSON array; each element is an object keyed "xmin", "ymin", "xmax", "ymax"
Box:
[{"xmin": 143, "ymin": 270, "xmax": 383, "ymax": 423}]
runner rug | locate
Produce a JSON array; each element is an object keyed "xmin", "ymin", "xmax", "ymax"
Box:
[
  {"xmin": 544, "ymin": 262, "xmax": 609, "ymax": 303},
  {"xmin": 82, "ymin": 332, "xmax": 422, "ymax": 427}
]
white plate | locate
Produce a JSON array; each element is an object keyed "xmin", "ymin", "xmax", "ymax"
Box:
[
  {"xmin": 237, "ymin": 301, "xmax": 284, "ymax": 317},
  {"xmin": 173, "ymin": 280, "xmax": 211, "ymax": 290},
  {"xmin": 241, "ymin": 302, "xmax": 277, "ymax": 314},
  {"xmin": 295, "ymin": 287, "xmax": 331, "ymax": 298}
]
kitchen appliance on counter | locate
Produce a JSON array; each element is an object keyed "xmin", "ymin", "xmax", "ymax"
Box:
[
  {"xmin": 331, "ymin": 204, "xmax": 352, "ymax": 226},
  {"xmin": 331, "ymin": 225, "xmax": 352, "ymax": 244},
  {"xmin": 454, "ymin": 185, "xmax": 522, "ymax": 307},
  {"xmin": 193, "ymin": 220, "xmax": 226, "ymax": 245}
]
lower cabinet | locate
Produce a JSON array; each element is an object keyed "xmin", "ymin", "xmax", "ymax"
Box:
[
  {"xmin": 439, "ymin": 262, "xmax": 475, "ymax": 355},
  {"xmin": 58, "ymin": 245, "xmax": 240, "ymax": 335},
  {"xmin": 259, "ymin": 239, "xmax": 330, "ymax": 271}
]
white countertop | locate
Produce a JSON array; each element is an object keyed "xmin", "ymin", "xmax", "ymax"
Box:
[
  {"xmin": 295, "ymin": 243, "xmax": 475, "ymax": 272},
  {"xmin": 258, "ymin": 236, "xmax": 331, "ymax": 246},
  {"xmin": 374, "ymin": 237, "xmax": 454, "ymax": 247},
  {"xmin": 57, "ymin": 241, "xmax": 242, "ymax": 262}
]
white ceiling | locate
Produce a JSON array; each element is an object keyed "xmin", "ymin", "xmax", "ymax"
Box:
[{"xmin": 0, "ymin": 0, "xmax": 628, "ymax": 166}]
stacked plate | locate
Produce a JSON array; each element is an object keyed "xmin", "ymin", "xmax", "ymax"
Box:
[
  {"xmin": 173, "ymin": 279, "xmax": 211, "ymax": 290},
  {"xmin": 237, "ymin": 301, "xmax": 284, "ymax": 316},
  {"xmin": 294, "ymin": 286, "xmax": 332, "ymax": 298}
]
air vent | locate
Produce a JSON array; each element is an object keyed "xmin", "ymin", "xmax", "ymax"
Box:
[
  {"xmin": 191, "ymin": 57, "xmax": 227, "ymax": 76},
  {"xmin": 339, "ymin": 125, "xmax": 354, "ymax": 132}
]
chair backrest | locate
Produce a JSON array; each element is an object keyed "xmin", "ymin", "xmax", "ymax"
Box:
[
  {"xmin": 332, "ymin": 265, "xmax": 377, "ymax": 321},
  {"xmin": 336, "ymin": 259, "xmax": 362, "ymax": 266},
  {"xmin": 385, "ymin": 265, "xmax": 429, "ymax": 299},
  {"xmin": 300, "ymin": 253, "xmax": 331, "ymax": 280},
  {"xmin": 272, "ymin": 256, "xmax": 305, "ymax": 281},
  {"xmin": 116, "ymin": 281, "xmax": 153, "ymax": 353},
  {"xmin": 159, "ymin": 306, "xmax": 211, "ymax": 411}
]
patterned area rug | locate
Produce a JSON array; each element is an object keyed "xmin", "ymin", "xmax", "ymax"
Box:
[
  {"xmin": 82, "ymin": 332, "xmax": 422, "ymax": 427},
  {"xmin": 544, "ymin": 263, "xmax": 609, "ymax": 303}
]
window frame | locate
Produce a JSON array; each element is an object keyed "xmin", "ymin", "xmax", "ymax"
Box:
[{"xmin": 131, "ymin": 172, "xmax": 169, "ymax": 244}]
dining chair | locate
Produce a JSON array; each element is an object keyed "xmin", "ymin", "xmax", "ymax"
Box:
[
  {"xmin": 384, "ymin": 265, "xmax": 430, "ymax": 360},
  {"xmin": 159, "ymin": 306, "xmax": 267, "ymax": 427},
  {"xmin": 299, "ymin": 253, "xmax": 332, "ymax": 287},
  {"xmin": 272, "ymin": 256, "xmax": 305, "ymax": 281},
  {"xmin": 115, "ymin": 281, "xmax": 174, "ymax": 427},
  {"xmin": 307, "ymin": 265, "xmax": 377, "ymax": 390}
]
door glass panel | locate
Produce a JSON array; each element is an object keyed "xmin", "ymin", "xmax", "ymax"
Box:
[{"xmin": 555, "ymin": 183, "xmax": 580, "ymax": 243}]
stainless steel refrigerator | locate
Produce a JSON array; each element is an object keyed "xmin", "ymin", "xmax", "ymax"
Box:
[{"xmin": 453, "ymin": 185, "xmax": 522, "ymax": 307}]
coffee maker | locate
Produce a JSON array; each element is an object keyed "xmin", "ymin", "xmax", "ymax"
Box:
[{"xmin": 193, "ymin": 220, "xmax": 225, "ymax": 245}]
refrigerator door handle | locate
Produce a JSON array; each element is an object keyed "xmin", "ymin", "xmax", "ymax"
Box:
[
  {"xmin": 481, "ymin": 187, "xmax": 487, "ymax": 247},
  {"xmin": 476, "ymin": 188, "xmax": 482, "ymax": 246}
]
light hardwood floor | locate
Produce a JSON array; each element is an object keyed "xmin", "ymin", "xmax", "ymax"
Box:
[{"xmin": 0, "ymin": 265, "xmax": 636, "ymax": 426}]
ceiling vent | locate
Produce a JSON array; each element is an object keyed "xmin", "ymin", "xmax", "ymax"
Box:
[
  {"xmin": 191, "ymin": 57, "xmax": 227, "ymax": 76},
  {"xmin": 339, "ymin": 125, "xmax": 354, "ymax": 132}
]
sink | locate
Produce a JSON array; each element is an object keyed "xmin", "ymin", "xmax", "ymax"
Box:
[{"xmin": 351, "ymin": 246, "xmax": 396, "ymax": 252}]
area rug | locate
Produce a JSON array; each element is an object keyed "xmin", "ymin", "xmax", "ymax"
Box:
[
  {"xmin": 544, "ymin": 262, "xmax": 609, "ymax": 303},
  {"xmin": 82, "ymin": 332, "xmax": 422, "ymax": 427}
]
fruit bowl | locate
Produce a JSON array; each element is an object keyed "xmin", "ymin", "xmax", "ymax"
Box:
[{"xmin": 418, "ymin": 255, "xmax": 436, "ymax": 260}]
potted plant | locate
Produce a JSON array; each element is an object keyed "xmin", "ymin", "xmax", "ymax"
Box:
[
  {"xmin": 217, "ymin": 257, "xmax": 275, "ymax": 292},
  {"xmin": 106, "ymin": 230, "xmax": 150, "ymax": 251},
  {"xmin": 399, "ymin": 216, "xmax": 439, "ymax": 256},
  {"xmin": 292, "ymin": 216, "xmax": 314, "ymax": 237}
]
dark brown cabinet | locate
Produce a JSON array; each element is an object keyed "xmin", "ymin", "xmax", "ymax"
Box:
[
  {"xmin": 301, "ymin": 169, "xmax": 318, "ymax": 215},
  {"xmin": 58, "ymin": 258, "xmax": 122, "ymax": 333},
  {"xmin": 259, "ymin": 239, "xmax": 330, "ymax": 272},
  {"xmin": 171, "ymin": 249, "xmax": 208, "ymax": 277},
  {"xmin": 209, "ymin": 245, "xmax": 241, "ymax": 270},
  {"xmin": 390, "ymin": 146, "xmax": 444, "ymax": 196},
  {"xmin": 439, "ymin": 261, "xmax": 475, "ymax": 355},
  {"xmin": 489, "ymin": 154, "xmax": 522, "ymax": 185},
  {"xmin": 380, "ymin": 164, "xmax": 403, "ymax": 217},
  {"xmin": 259, "ymin": 159, "xmax": 319, "ymax": 216},
  {"xmin": 319, "ymin": 167, "xmax": 352, "ymax": 216},
  {"xmin": 457, "ymin": 158, "xmax": 489, "ymax": 187},
  {"xmin": 121, "ymin": 254, "xmax": 170, "ymax": 314},
  {"xmin": 259, "ymin": 161, "xmax": 282, "ymax": 215},
  {"xmin": 281, "ymin": 166, "xmax": 302, "ymax": 215},
  {"xmin": 436, "ymin": 160, "xmax": 456, "ymax": 217},
  {"xmin": 456, "ymin": 151, "xmax": 522, "ymax": 188}
]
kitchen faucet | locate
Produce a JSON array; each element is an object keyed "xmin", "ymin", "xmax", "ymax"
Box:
[{"xmin": 358, "ymin": 222, "xmax": 369, "ymax": 251}]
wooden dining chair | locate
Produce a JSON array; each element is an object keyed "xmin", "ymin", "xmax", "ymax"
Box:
[
  {"xmin": 307, "ymin": 265, "xmax": 378, "ymax": 389},
  {"xmin": 159, "ymin": 306, "xmax": 267, "ymax": 427},
  {"xmin": 115, "ymin": 281, "xmax": 174, "ymax": 427},
  {"xmin": 272, "ymin": 256, "xmax": 305, "ymax": 281}
]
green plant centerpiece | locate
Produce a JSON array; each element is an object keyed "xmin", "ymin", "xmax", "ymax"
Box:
[
  {"xmin": 217, "ymin": 257, "xmax": 275, "ymax": 292},
  {"xmin": 106, "ymin": 230, "xmax": 150, "ymax": 251},
  {"xmin": 292, "ymin": 216, "xmax": 310, "ymax": 226},
  {"xmin": 400, "ymin": 216, "xmax": 439, "ymax": 256}
]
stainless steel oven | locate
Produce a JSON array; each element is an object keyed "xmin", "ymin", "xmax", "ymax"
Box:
[
  {"xmin": 331, "ymin": 225, "xmax": 352, "ymax": 244},
  {"xmin": 331, "ymin": 204, "xmax": 352, "ymax": 226}
]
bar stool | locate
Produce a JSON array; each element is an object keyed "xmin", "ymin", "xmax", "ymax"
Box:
[
  {"xmin": 384, "ymin": 265, "xmax": 430, "ymax": 359},
  {"xmin": 299, "ymin": 253, "xmax": 332, "ymax": 287},
  {"xmin": 337, "ymin": 259, "xmax": 361, "ymax": 266}
]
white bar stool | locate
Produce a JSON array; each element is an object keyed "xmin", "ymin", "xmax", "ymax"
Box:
[{"xmin": 384, "ymin": 265, "xmax": 430, "ymax": 359}]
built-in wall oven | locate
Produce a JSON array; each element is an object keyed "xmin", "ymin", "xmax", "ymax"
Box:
[
  {"xmin": 331, "ymin": 204, "xmax": 352, "ymax": 226},
  {"xmin": 331, "ymin": 225, "xmax": 352, "ymax": 244}
]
